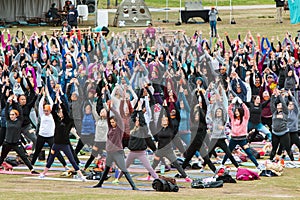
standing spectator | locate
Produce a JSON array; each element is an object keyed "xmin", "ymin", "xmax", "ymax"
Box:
[
  {"xmin": 275, "ymin": 0, "xmax": 285, "ymax": 23},
  {"xmin": 144, "ymin": 23, "xmax": 156, "ymax": 46},
  {"xmin": 208, "ymin": 6, "xmax": 218, "ymax": 37},
  {"xmin": 144, "ymin": 23, "xmax": 156, "ymax": 39},
  {"xmin": 67, "ymin": 4, "xmax": 78, "ymax": 28}
]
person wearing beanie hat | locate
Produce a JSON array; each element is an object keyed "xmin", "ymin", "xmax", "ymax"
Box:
[{"xmin": 0, "ymin": 96, "xmax": 39, "ymax": 174}]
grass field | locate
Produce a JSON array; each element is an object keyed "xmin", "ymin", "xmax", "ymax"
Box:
[
  {"xmin": 5, "ymin": 8, "xmax": 299, "ymax": 42},
  {"xmin": 1, "ymin": 165, "xmax": 300, "ymax": 200}
]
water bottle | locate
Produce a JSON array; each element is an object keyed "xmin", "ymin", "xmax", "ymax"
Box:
[{"xmin": 160, "ymin": 164, "xmax": 165, "ymax": 174}]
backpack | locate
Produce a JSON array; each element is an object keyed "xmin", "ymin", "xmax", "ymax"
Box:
[
  {"xmin": 191, "ymin": 178, "xmax": 224, "ymax": 189},
  {"xmin": 5, "ymin": 157, "xmax": 19, "ymax": 166},
  {"xmin": 86, "ymin": 170, "xmax": 111, "ymax": 180},
  {"xmin": 152, "ymin": 177, "xmax": 179, "ymax": 192},
  {"xmin": 216, "ymin": 174, "xmax": 237, "ymax": 183}
]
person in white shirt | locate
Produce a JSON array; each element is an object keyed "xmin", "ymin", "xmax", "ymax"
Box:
[{"xmin": 30, "ymin": 88, "xmax": 67, "ymax": 169}]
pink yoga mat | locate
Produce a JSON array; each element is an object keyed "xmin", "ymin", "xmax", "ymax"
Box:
[{"xmin": 0, "ymin": 170, "xmax": 57, "ymax": 176}]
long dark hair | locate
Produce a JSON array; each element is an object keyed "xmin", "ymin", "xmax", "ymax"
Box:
[{"xmin": 234, "ymin": 106, "xmax": 244, "ymax": 125}]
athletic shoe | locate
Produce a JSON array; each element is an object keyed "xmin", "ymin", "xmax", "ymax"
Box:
[
  {"xmin": 112, "ymin": 179, "xmax": 119, "ymax": 184},
  {"xmin": 256, "ymin": 163, "xmax": 265, "ymax": 171},
  {"xmin": 39, "ymin": 174, "xmax": 45, "ymax": 179},
  {"xmin": 77, "ymin": 176, "xmax": 87, "ymax": 182},
  {"xmin": 31, "ymin": 170, "xmax": 40, "ymax": 174}
]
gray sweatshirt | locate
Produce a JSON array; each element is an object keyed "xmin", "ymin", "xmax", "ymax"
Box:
[
  {"xmin": 208, "ymin": 8, "xmax": 218, "ymax": 22},
  {"xmin": 271, "ymin": 95, "xmax": 289, "ymax": 136},
  {"xmin": 287, "ymin": 96, "xmax": 299, "ymax": 132}
]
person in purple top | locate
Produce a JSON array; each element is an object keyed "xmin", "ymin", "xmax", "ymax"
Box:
[{"xmin": 93, "ymin": 100, "xmax": 138, "ymax": 190}]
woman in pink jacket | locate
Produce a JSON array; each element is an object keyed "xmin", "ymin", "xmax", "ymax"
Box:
[{"xmin": 222, "ymin": 97, "xmax": 262, "ymax": 170}]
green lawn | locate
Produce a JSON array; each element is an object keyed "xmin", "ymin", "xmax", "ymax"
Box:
[{"xmin": 98, "ymin": 0, "xmax": 275, "ymax": 8}]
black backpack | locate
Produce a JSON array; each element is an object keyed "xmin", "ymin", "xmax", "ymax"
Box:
[
  {"xmin": 191, "ymin": 179, "xmax": 223, "ymax": 189},
  {"xmin": 152, "ymin": 178, "xmax": 179, "ymax": 192},
  {"xmin": 86, "ymin": 170, "xmax": 111, "ymax": 180}
]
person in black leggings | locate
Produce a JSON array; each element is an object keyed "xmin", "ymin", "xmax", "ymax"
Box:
[
  {"xmin": 30, "ymin": 90, "xmax": 67, "ymax": 168},
  {"xmin": 286, "ymin": 91, "xmax": 300, "ymax": 161},
  {"xmin": 39, "ymin": 92, "xmax": 85, "ymax": 180},
  {"xmin": 269, "ymin": 89, "xmax": 293, "ymax": 161},
  {"xmin": 0, "ymin": 95, "xmax": 38, "ymax": 174}
]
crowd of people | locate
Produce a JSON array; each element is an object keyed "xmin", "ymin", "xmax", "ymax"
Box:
[{"xmin": 0, "ymin": 24, "xmax": 300, "ymax": 189}]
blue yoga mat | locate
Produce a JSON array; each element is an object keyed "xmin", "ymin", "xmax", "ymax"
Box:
[{"xmin": 85, "ymin": 185, "xmax": 154, "ymax": 191}]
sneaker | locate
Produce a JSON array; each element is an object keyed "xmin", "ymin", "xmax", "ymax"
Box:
[
  {"xmin": 39, "ymin": 174, "xmax": 45, "ymax": 179},
  {"xmin": 31, "ymin": 170, "xmax": 40, "ymax": 174},
  {"xmin": 77, "ymin": 176, "xmax": 87, "ymax": 182},
  {"xmin": 112, "ymin": 179, "xmax": 119, "ymax": 184},
  {"xmin": 256, "ymin": 164, "xmax": 265, "ymax": 171},
  {"xmin": 174, "ymin": 173, "xmax": 184, "ymax": 178},
  {"xmin": 185, "ymin": 177, "xmax": 193, "ymax": 182},
  {"xmin": 285, "ymin": 161, "xmax": 297, "ymax": 168}
]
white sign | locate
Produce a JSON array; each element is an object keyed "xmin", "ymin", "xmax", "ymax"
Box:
[{"xmin": 97, "ymin": 9, "xmax": 108, "ymax": 27}]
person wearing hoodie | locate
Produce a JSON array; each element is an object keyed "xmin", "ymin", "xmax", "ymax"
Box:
[
  {"xmin": 269, "ymin": 88, "xmax": 293, "ymax": 161},
  {"xmin": 206, "ymin": 98, "xmax": 239, "ymax": 169},
  {"xmin": 285, "ymin": 90, "xmax": 300, "ymax": 161},
  {"xmin": 222, "ymin": 96, "xmax": 262, "ymax": 170}
]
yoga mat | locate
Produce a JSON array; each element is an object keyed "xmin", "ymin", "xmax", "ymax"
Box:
[
  {"xmin": 34, "ymin": 161, "xmax": 86, "ymax": 167},
  {"xmin": 128, "ymin": 168, "xmax": 148, "ymax": 173},
  {"xmin": 0, "ymin": 170, "xmax": 57, "ymax": 176},
  {"xmin": 13, "ymin": 166, "xmax": 67, "ymax": 171},
  {"xmin": 85, "ymin": 185, "xmax": 154, "ymax": 191},
  {"xmin": 239, "ymin": 162, "xmax": 256, "ymax": 167},
  {"xmin": 106, "ymin": 181, "xmax": 151, "ymax": 187},
  {"xmin": 24, "ymin": 176, "xmax": 89, "ymax": 182}
]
